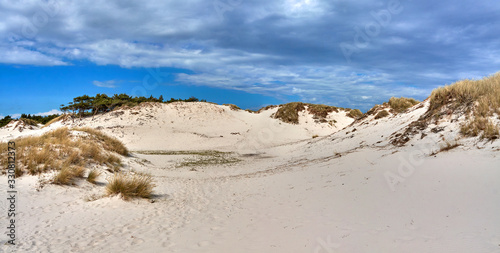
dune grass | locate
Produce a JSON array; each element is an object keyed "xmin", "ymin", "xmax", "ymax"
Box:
[
  {"xmin": 74, "ymin": 127, "xmax": 129, "ymax": 156},
  {"xmin": 388, "ymin": 97, "xmax": 420, "ymax": 113},
  {"xmin": 0, "ymin": 127, "xmax": 126, "ymax": 178},
  {"xmin": 273, "ymin": 102, "xmax": 306, "ymax": 124},
  {"xmin": 52, "ymin": 166, "xmax": 86, "ymax": 185},
  {"xmin": 106, "ymin": 173, "xmax": 155, "ymax": 200},
  {"xmin": 87, "ymin": 169, "xmax": 101, "ymax": 184},
  {"xmin": 347, "ymin": 109, "xmax": 363, "ymax": 119},
  {"xmin": 43, "ymin": 114, "xmax": 65, "ymax": 128},
  {"xmin": 273, "ymin": 102, "xmax": 344, "ymax": 124},
  {"xmin": 430, "ymin": 73, "xmax": 500, "ymax": 140},
  {"xmin": 223, "ymin": 104, "xmax": 241, "ymax": 111}
]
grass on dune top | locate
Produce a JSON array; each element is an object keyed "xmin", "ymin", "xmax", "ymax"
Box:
[{"xmin": 429, "ymin": 73, "xmax": 500, "ymax": 140}]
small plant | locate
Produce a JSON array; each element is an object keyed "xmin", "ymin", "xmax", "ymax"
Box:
[
  {"xmin": 106, "ymin": 173, "xmax": 155, "ymax": 200},
  {"xmin": 374, "ymin": 110, "xmax": 389, "ymax": 119},
  {"xmin": 87, "ymin": 169, "xmax": 101, "ymax": 184},
  {"xmin": 312, "ymin": 134, "xmax": 319, "ymax": 138}
]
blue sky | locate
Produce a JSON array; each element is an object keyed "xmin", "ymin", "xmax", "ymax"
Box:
[{"xmin": 1, "ymin": 0, "xmax": 500, "ymax": 117}]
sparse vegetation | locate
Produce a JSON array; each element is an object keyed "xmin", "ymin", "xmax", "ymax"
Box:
[
  {"xmin": 347, "ymin": 109, "xmax": 363, "ymax": 119},
  {"xmin": 374, "ymin": 110, "xmax": 389, "ymax": 119},
  {"xmin": 135, "ymin": 150, "xmax": 241, "ymax": 167},
  {"xmin": 272, "ymin": 102, "xmax": 345, "ymax": 124},
  {"xmin": 388, "ymin": 97, "xmax": 420, "ymax": 113},
  {"xmin": 307, "ymin": 104, "xmax": 339, "ymax": 118},
  {"xmin": 272, "ymin": 102, "xmax": 306, "ymax": 124},
  {"xmin": 430, "ymin": 140, "xmax": 461, "ymax": 156},
  {"xmin": 223, "ymin": 104, "xmax": 241, "ymax": 110},
  {"xmin": 106, "ymin": 173, "xmax": 155, "ymax": 200}
]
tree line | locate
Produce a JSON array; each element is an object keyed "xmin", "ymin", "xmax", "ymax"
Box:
[
  {"xmin": 60, "ymin": 94, "xmax": 205, "ymax": 116},
  {"xmin": 0, "ymin": 94, "xmax": 205, "ymax": 128},
  {"xmin": 0, "ymin": 114, "xmax": 60, "ymax": 128}
]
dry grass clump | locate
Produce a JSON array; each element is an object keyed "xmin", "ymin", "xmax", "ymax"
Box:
[
  {"xmin": 52, "ymin": 166, "xmax": 86, "ymax": 185},
  {"xmin": 223, "ymin": 104, "xmax": 241, "ymax": 111},
  {"xmin": 347, "ymin": 109, "xmax": 363, "ymax": 119},
  {"xmin": 374, "ymin": 110, "xmax": 390, "ymax": 119},
  {"xmin": 388, "ymin": 97, "xmax": 419, "ymax": 113},
  {"xmin": 74, "ymin": 127, "xmax": 128, "ymax": 156},
  {"xmin": 273, "ymin": 102, "xmax": 306, "ymax": 124},
  {"xmin": 87, "ymin": 169, "xmax": 101, "ymax": 184},
  {"xmin": 106, "ymin": 173, "xmax": 155, "ymax": 200},
  {"xmin": 0, "ymin": 127, "xmax": 126, "ymax": 178}
]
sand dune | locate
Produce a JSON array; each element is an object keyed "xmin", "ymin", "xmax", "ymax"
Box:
[{"xmin": 1, "ymin": 100, "xmax": 499, "ymax": 252}]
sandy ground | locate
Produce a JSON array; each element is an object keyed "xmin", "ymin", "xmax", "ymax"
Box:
[{"xmin": 1, "ymin": 102, "xmax": 499, "ymax": 252}]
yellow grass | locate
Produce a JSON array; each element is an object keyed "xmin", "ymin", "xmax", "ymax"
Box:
[
  {"xmin": 74, "ymin": 127, "xmax": 129, "ymax": 156},
  {"xmin": 87, "ymin": 169, "xmax": 101, "ymax": 184},
  {"xmin": 388, "ymin": 97, "xmax": 419, "ymax": 113},
  {"xmin": 106, "ymin": 173, "xmax": 155, "ymax": 200},
  {"xmin": 43, "ymin": 114, "xmax": 64, "ymax": 128},
  {"xmin": 0, "ymin": 127, "xmax": 127, "ymax": 178},
  {"xmin": 430, "ymin": 73, "xmax": 500, "ymax": 140}
]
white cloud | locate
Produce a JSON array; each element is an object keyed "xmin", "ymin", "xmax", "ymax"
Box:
[
  {"xmin": 93, "ymin": 80, "xmax": 117, "ymax": 88},
  {"xmin": 35, "ymin": 109, "xmax": 62, "ymax": 116}
]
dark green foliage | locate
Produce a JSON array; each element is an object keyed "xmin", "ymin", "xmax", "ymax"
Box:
[
  {"xmin": 19, "ymin": 114, "xmax": 60, "ymax": 125},
  {"xmin": 60, "ymin": 94, "xmax": 206, "ymax": 117},
  {"xmin": 0, "ymin": 116, "xmax": 12, "ymax": 128}
]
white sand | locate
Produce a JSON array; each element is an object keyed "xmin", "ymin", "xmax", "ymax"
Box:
[{"xmin": 1, "ymin": 101, "xmax": 499, "ymax": 252}]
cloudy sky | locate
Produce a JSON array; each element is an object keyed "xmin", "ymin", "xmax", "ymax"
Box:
[{"xmin": 1, "ymin": 0, "xmax": 499, "ymax": 117}]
